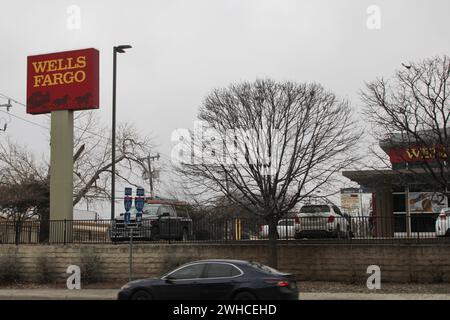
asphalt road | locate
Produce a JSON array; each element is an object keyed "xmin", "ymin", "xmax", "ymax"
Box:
[{"xmin": 0, "ymin": 289, "xmax": 449, "ymax": 300}]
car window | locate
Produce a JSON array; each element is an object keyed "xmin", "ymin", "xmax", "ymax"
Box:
[
  {"xmin": 278, "ymin": 219, "xmax": 294, "ymax": 226},
  {"xmin": 167, "ymin": 263, "xmax": 205, "ymax": 280},
  {"xmin": 204, "ymin": 263, "xmax": 241, "ymax": 278},
  {"xmin": 300, "ymin": 205, "xmax": 330, "ymax": 213},
  {"xmin": 160, "ymin": 206, "xmax": 171, "ymax": 217},
  {"xmin": 169, "ymin": 206, "xmax": 177, "ymax": 217},
  {"xmin": 248, "ymin": 261, "xmax": 284, "ymax": 275},
  {"xmin": 143, "ymin": 204, "xmax": 159, "ymax": 216},
  {"xmin": 175, "ymin": 206, "xmax": 189, "ymax": 218}
]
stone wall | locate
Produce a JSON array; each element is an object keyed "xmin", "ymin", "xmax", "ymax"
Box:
[{"xmin": 0, "ymin": 243, "xmax": 449, "ymax": 284}]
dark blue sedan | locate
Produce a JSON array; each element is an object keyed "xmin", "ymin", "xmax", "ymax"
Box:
[{"xmin": 117, "ymin": 259, "xmax": 298, "ymax": 300}]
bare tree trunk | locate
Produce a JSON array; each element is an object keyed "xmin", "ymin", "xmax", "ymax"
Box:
[
  {"xmin": 267, "ymin": 217, "xmax": 279, "ymax": 268},
  {"xmin": 14, "ymin": 220, "xmax": 21, "ymax": 245}
]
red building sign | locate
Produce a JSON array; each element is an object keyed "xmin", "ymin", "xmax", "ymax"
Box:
[
  {"xmin": 389, "ymin": 145, "xmax": 448, "ymax": 164},
  {"xmin": 27, "ymin": 48, "xmax": 99, "ymax": 114}
]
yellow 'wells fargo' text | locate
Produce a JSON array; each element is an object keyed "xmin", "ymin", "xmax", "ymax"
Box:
[{"xmin": 32, "ymin": 56, "xmax": 87, "ymax": 88}]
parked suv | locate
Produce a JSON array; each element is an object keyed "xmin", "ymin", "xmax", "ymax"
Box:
[
  {"xmin": 259, "ymin": 217, "xmax": 301, "ymax": 239},
  {"xmin": 295, "ymin": 204, "xmax": 352, "ymax": 239},
  {"xmin": 435, "ymin": 208, "xmax": 450, "ymax": 237},
  {"xmin": 110, "ymin": 201, "xmax": 193, "ymax": 242}
]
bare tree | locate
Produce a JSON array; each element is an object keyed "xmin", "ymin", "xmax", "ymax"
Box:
[
  {"xmin": 0, "ymin": 112, "xmax": 155, "ymax": 241},
  {"xmin": 361, "ymin": 55, "xmax": 450, "ymax": 194},
  {"xmin": 0, "ymin": 141, "xmax": 49, "ymax": 242},
  {"xmin": 176, "ymin": 79, "xmax": 362, "ymax": 267},
  {"xmin": 72, "ymin": 112, "xmax": 155, "ymax": 206}
]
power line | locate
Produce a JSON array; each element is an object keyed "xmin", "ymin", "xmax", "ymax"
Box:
[
  {"xmin": 0, "ymin": 109, "xmax": 49, "ymax": 130},
  {"xmin": 0, "ymin": 92, "xmax": 111, "ymax": 143},
  {"xmin": 0, "ymin": 92, "xmax": 168, "ymax": 190}
]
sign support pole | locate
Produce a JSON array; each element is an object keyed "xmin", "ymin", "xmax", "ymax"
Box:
[
  {"xmin": 405, "ymin": 185, "xmax": 411, "ymax": 237},
  {"xmin": 50, "ymin": 110, "xmax": 74, "ymax": 242}
]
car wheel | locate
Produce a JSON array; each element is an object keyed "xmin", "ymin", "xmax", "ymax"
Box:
[
  {"xmin": 131, "ymin": 290, "xmax": 153, "ymax": 300},
  {"xmin": 233, "ymin": 291, "xmax": 257, "ymax": 300}
]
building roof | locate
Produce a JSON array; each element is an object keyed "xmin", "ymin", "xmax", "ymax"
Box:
[
  {"xmin": 342, "ymin": 169, "xmax": 444, "ymax": 189},
  {"xmin": 379, "ymin": 128, "xmax": 450, "ymax": 153}
]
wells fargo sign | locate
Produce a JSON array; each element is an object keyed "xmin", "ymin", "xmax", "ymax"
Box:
[
  {"xmin": 389, "ymin": 145, "xmax": 448, "ymax": 164},
  {"xmin": 26, "ymin": 48, "xmax": 99, "ymax": 114}
]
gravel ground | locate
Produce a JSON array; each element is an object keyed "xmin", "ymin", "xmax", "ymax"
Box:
[
  {"xmin": 299, "ymin": 281, "xmax": 450, "ymax": 294},
  {"xmin": 0, "ymin": 283, "xmax": 119, "ymax": 290}
]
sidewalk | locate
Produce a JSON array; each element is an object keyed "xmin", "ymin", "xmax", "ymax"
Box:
[
  {"xmin": 0, "ymin": 289, "xmax": 448, "ymax": 300},
  {"xmin": 0, "ymin": 289, "xmax": 119, "ymax": 300},
  {"xmin": 300, "ymin": 292, "xmax": 450, "ymax": 300}
]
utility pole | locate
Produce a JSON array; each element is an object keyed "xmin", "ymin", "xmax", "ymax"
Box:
[
  {"xmin": 140, "ymin": 153, "xmax": 160, "ymax": 198},
  {"xmin": 0, "ymin": 99, "xmax": 11, "ymax": 132}
]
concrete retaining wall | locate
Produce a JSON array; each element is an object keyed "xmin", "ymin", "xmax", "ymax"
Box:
[{"xmin": 1, "ymin": 243, "xmax": 449, "ymax": 284}]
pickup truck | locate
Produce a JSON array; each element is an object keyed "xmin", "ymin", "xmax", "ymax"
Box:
[{"xmin": 110, "ymin": 202, "xmax": 193, "ymax": 242}]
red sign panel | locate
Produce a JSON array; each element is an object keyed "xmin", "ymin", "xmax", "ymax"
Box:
[
  {"xmin": 389, "ymin": 145, "xmax": 448, "ymax": 164},
  {"xmin": 27, "ymin": 48, "xmax": 99, "ymax": 114}
]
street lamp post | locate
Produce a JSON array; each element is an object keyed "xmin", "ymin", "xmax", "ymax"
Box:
[{"xmin": 111, "ymin": 45, "xmax": 132, "ymax": 220}]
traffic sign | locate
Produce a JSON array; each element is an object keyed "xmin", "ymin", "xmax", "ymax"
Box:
[
  {"xmin": 135, "ymin": 197, "xmax": 145, "ymax": 212},
  {"xmin": 136, "ymin": 187, "xmax": 145, "ymax": 197},
  {"xmin": 124, "ymin": 195, "xmax": 132, "ymax": 212}
]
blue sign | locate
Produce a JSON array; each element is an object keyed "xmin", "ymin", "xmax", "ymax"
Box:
[
  {"xmin": 135, "ymin": 197, "xmax": 145, "ymax": 212},
  {"xmin": 124, "ymin": 195, "xmax": 132, "ymax": 212},
  {"xmin": 136, "ymin": 187, "xmax": 145, "ymax": 197},
  {"xmin": 136, "ymin": 212, "xmax": 142, "ymax": 223},
  {"xmin": 125, "ymin": 187, "xmax": 132, "ymax": 196}
]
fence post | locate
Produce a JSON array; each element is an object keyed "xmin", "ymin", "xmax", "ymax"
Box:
[
  {"xmin": 225, "ymin": 220, "xmax": 228, "ymax": 242},
  {"xmin": 129, "ymin": 227, "xmax": 133, "ymax": 282},
  {"xmin": 285, "ymin": 219, "xmax": 288, "ymax": 242},
  {"xmin": 14, "ymin": 221, "xmax": 19, "ymax": 246},
  {"xmin": 63, "ymin": 219, "xmax": 67, "ymax": 245},
  {"xmin": 416, "ymin": 216, "xmax": 420, "ymax": 244},
  {"xmin": 168, "ymin": 218, "xmax": 171, "ymax": 244}
]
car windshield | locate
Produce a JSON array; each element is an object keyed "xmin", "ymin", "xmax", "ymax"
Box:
[
  {"xmin": 248, "ymin": 261, "xmax": 283, "ymax": 275},
  {"xmin": 143, "ymin": 204, "xmax": 160, "ymax": 216},
  {"xmin": 300, "ymin": 205, "xmax": 330, "ymax": 213}
]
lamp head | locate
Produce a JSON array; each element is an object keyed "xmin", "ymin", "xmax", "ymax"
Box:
[{"xmin": 115, "ymin": 45, "xmax": 132, "ymax": 53}]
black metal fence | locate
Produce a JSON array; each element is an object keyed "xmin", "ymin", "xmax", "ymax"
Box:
[{"xmin": 0, "ymin": 216, "xmax": 449, "ymax": 245}]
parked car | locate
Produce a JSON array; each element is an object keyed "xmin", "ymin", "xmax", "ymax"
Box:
[
  {"xmin": 435, "ymin": 208, "xmax": 450, "ymax": 237},
  {"xmin": 110, "ymin": 201, "xmax": 193, "ymax": 242},
  {"xmin": 259, "ymin": 218, "xmax": 300, "ymax": 239},
  {"xmin": 117, "ymin": 259, "xmax": 298, "ymax": 300},
  {"xmin": 295, "ymin": 204, "xmax": 352, "ymax": 239}
]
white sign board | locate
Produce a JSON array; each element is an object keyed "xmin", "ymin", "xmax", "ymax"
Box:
[{"xmin": 408, "ymin": 192, "xmax": 448, "ymax": 213}]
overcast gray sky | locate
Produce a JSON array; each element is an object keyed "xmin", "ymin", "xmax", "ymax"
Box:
[{"xmin": 0, "ymin": 0, "xmax": 449, "ymax": 215}]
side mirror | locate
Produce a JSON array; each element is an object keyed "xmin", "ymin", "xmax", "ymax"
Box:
[
  {"xmin": 161, "ymin": 212, "xmax": 170, "ymax": 217},
  {"xmin": 165, "ymin": 275, "xmax": 175, "ymax": 283}
]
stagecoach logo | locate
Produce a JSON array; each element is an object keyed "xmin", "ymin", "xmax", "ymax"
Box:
[{"xmin": 26, "ymin": 48, "xmax": 99, "ymax": 114}]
